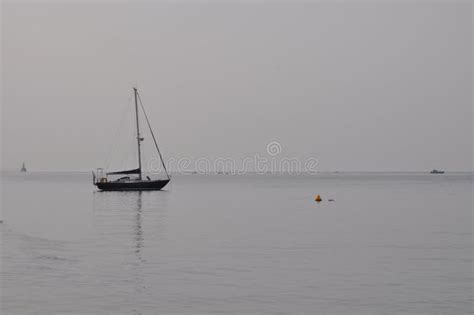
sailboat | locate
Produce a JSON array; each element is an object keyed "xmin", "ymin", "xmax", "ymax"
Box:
[
  {"xmin": 21, "ymin": 162, "xmax": 27, "ymax": 172},
  {"xmin": 93, "ymin": 88, "xmax": 170, "ymax": 191}
]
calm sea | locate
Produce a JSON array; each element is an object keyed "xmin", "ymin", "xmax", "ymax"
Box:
[{"xmin": 1, "ymin": 172, "xmax": 472, "ymax": 314}]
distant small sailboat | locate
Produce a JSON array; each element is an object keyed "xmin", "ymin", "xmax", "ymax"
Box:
[
  {"xmin": 430, "ymin": 169, "xmax": 445, "ymax": 174},
  {"xmin": 92, "ymin": 88, "xmax": 170, "ymax": 191},
  {"xmin": 21, "ymin": 162, "xmax": 27, "ymax": 172}
]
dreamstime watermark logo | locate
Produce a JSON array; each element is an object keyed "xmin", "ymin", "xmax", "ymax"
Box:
[
  {"xmin": 266, "ymin": 141, "xmax": 282, "ymax": 156},
  {"xmin": 148, "ymin": 141, "xmax": 319, "ymax": 175}
]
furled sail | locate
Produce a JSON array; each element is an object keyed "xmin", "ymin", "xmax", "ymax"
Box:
[{"xmin": 106, "ymin": 168, "xmax": 141, "ymax": 175}]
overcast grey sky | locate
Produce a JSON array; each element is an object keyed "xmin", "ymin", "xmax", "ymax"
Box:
[{"xmin": 1, "ymin": 1, "xmax": 472, "ymax": 172}]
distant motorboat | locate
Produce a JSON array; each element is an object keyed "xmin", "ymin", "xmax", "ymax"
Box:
[
  {"xmin": 92, "ymin": 88, "xmax": 170, "ymax": 191},
  {"xmin": 430, "ymin": 169, "xmax": 445, "ymax": 174},
  {"xmin": 21, "ymin": 162, "xmax": 27, "ymax": 172}
]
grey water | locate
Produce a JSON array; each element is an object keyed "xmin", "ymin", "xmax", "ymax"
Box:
[{"xmin": 1, "ymin": 172, "xmax": 472, "ymax": 314}]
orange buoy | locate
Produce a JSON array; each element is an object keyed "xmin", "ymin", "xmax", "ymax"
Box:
[{"xmin": 315, "ymin": 194, "xmax": 322, "ymax": 202}]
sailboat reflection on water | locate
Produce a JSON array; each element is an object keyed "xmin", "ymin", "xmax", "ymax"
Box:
[{"xmin": 93, "ymin": 88, "xmax": 170, "ymax": 191}]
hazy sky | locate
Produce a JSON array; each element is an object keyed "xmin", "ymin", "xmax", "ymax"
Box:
[{"xmin": 1, "ymin": 1, "xmax": 472, "ymax": 172}]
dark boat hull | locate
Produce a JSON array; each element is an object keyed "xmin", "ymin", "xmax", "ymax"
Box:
[{"xmin": 96, "ymin": 179, "xmax": 170, "ymax": 191}]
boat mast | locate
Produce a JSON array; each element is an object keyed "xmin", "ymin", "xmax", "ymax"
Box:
[
  {"xmin": 136, "ymin": 91, "xmax": 171, "ymax": 180},
  {"xmin": 134, "ymin": 87, "xmax": 142, "ymax": 180}
]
